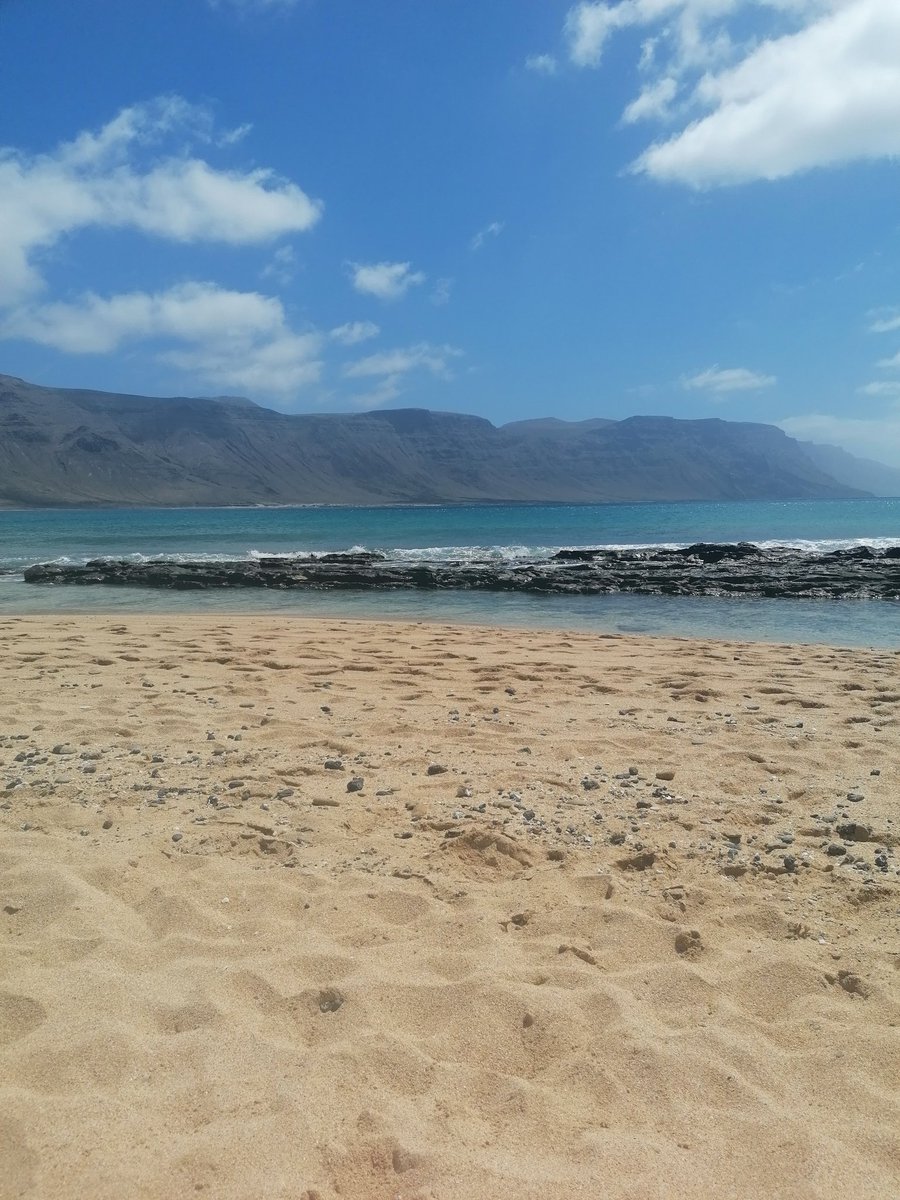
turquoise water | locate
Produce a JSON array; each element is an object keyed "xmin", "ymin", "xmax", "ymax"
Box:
[{"xmin": 1, "ymin": 499, "xmax": 899, "ymax": 646}]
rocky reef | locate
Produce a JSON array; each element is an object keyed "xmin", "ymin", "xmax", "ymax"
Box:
[{"xmin": 21, "ymin": 543, "xmax": 900, "ymax": 600}]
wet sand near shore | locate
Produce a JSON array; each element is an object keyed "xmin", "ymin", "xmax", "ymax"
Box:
[{"xmin": 1, "ymin": 615, "xmax": 898, "ymax": 1199}]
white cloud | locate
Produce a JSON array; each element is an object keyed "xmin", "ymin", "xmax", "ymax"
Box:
[
  {"xmin": 351, "ymin": 377, "xmax": 405, "ymax": 411},
  {"xmin": 623, "ymin": 76, "xmax": 678, "ymax": 124},
  {"xmin": 555, "ymin": 1, "xmax": 900, "ymax": 187},
  {"xmin": 876, "ymin": 351, "xmax": 900, "ymax": 370},
  {"xmin": 350, "ymin": 260, "xmax": 426, "ymax": 301},
  {"xmin": 869, "ymin": 308, "xmax": 900, "ymax": 334},
  {"xmin": 260, "ymin": 244, "xmax": 296, "ymax": 285},
  {"xmin": 164, "ymin": 331, "xmax": 321, "ymax": 394},
  {"xmin": 780, "ymin": 411, "xmax": 900, "ymax": 467},
  {"xmin": 526, "ymin": 54, "xmax": 558, "ymax": 75},
  {"xmin": 343, "ymin": 343, "xmax": 461, "ymax": 381},
  {"xmin": 217, "ymin": 122, "xmax": 253, "ymax": 147},
  {"xmin": 636, "ymin": 1, "xmax": 900, "ymax": 185},
  {"xmin": 470, "ymin": 221, "xmax": 504, "ymax": 251},
  {"xmin": 329, "ymin": 320, "xmax": 380, "ymax": 346},
  {"xmin": 0, "ymin": 97, "xmax": 321, "ymax": 307},
  {"xmin": 682, "ymin": 365, "xmax": 777, "ymax": 393},
  {"xmin": 565, "ymin": 2, "xmax": 626, "ymax": 67},
  {"xmin": 857, "ymin": 380, "xmax": 900, "ymax": 397},
  {"xmin": 2, "ymin": 282, "xmax": 322, "ymax": 396},
  {"xmin": 343, "ymin": 341, "xmax": 462, "ymax": 409}
]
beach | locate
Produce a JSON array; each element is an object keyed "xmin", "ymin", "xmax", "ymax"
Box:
[{"xmin": 1, "ymin": 613, "xmax": 898, "ymax": 1199}]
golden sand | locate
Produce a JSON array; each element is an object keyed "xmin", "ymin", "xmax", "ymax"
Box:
[{"xmin": 1, "ymin": 615, "xmax": 898, "ymax": 1199}]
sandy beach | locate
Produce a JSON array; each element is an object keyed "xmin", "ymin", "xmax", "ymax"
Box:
[{"xmin": 1, "ymin": 614, "xmax": 897, "ymax": 1200}]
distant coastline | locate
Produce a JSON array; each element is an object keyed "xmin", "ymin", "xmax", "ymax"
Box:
[{"xmin": 6, "ymin": 373, "xmax": 899, "ymax": 508}]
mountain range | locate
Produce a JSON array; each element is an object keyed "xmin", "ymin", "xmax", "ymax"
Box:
[{"xmin": 1, "ymin": 373, "xmax": 898, "ymax": 507}]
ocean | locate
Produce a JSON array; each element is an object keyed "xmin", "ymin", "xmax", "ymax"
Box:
[{"xmin": 1, "ymin": 498, "xmax": 899, "ymax": 646}]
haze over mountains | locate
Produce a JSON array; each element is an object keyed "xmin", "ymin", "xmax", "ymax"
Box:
[{"xmin": 1, "ymin": 374, "xmax": 897, "ymax": 507}]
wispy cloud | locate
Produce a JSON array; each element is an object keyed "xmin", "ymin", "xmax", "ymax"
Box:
[
  {"xmin": 470, "ymin": 221, "xmax": 504, "ymax": 251},
  {"xmin": 525, "ymin": 54, "xmax": 558, "ymax": 75},
  {"xmin": 682, "ymin": 365, "xmax": 776, "ymax": 394},
  {"xmin": 344, "ymin": 341, "xmax": 462, "ymax": 408},
  {"xmin": 349, "ymin": 260, "xmax": 426, "ymax": 301},
  {"xmin": 857, "ymin": 380, "xmax": 900, "ymax": 398},
  {"xmin": 622, "ymin": 77, "xmax": 677, "ymax": 125},
  {"xmin": 344, "ymin": 342, "xmax": 461, "ymax": 381},
  {"xmin": 868, "ymin": 307, "xmax": 900, "ymax": 334},
  {"xmin": 329, "ymin": 320, "xmax": 380, "ymax": 346},
  {"xmin": 430, "ymin": 277, "xmax": 453, "ymax": 306},
  {"xmin": 260, "ymin": 244, "xmax": 296, "ymax": 285}
]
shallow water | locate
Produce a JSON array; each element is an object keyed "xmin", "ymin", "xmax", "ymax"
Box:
[{"xmin": 2, "ymin": 500, "xmax": 898, "ymax": 647}]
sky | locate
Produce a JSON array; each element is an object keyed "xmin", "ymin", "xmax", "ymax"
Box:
[{"xmin": 2, "ymin": 1, "xmax": 900, "ymax": 465}]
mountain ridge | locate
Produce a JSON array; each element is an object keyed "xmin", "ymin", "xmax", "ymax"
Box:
[{"xmin": 0, "ymin": 372, "xmax": 882, "ymax": 507}]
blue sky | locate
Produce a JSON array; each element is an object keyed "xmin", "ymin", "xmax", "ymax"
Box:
[{"xmin": 2, "ymin": 1, "xmax": 900, "ymax": 464}]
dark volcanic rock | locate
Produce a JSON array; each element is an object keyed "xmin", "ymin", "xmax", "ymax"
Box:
[{"xmin": 21, "ymin": 544, "xmax": 900, "ymax": 600}]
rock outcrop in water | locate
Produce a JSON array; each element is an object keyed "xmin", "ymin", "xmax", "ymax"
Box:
[{"xmin": 22, "ymin": 544, "xmax": 900, "ymax": 599}]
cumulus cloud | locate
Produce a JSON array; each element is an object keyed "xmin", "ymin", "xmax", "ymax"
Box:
[
  {"xmin": 2, "ymin": 282, "xmax": 322, "ymax": 396},
  {"xmin": 349, "ymin": 260, "xmax": 426, "ymax": 301},
  {"xmin": 682, "ymin": 365, "xmax": 777, "ymax": 393},
  {"xmin": 555, "ymin": 1, "xmax": 900, "ymax": 187},
  {"xmin": 470, "ymin": 221, "xmax": 504, "ymax": 251},
  {"xmin": 0, "ymin": 96, "xmax": 321, "ymax": 307},
  {"xmin": 329, "ymin": 320, "xmax": 380, "ymax": 346}
]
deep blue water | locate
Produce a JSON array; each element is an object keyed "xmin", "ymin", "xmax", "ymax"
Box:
[{"xmin": 1, "ymin": 499, "xmax": 899, "ymax": 646}]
